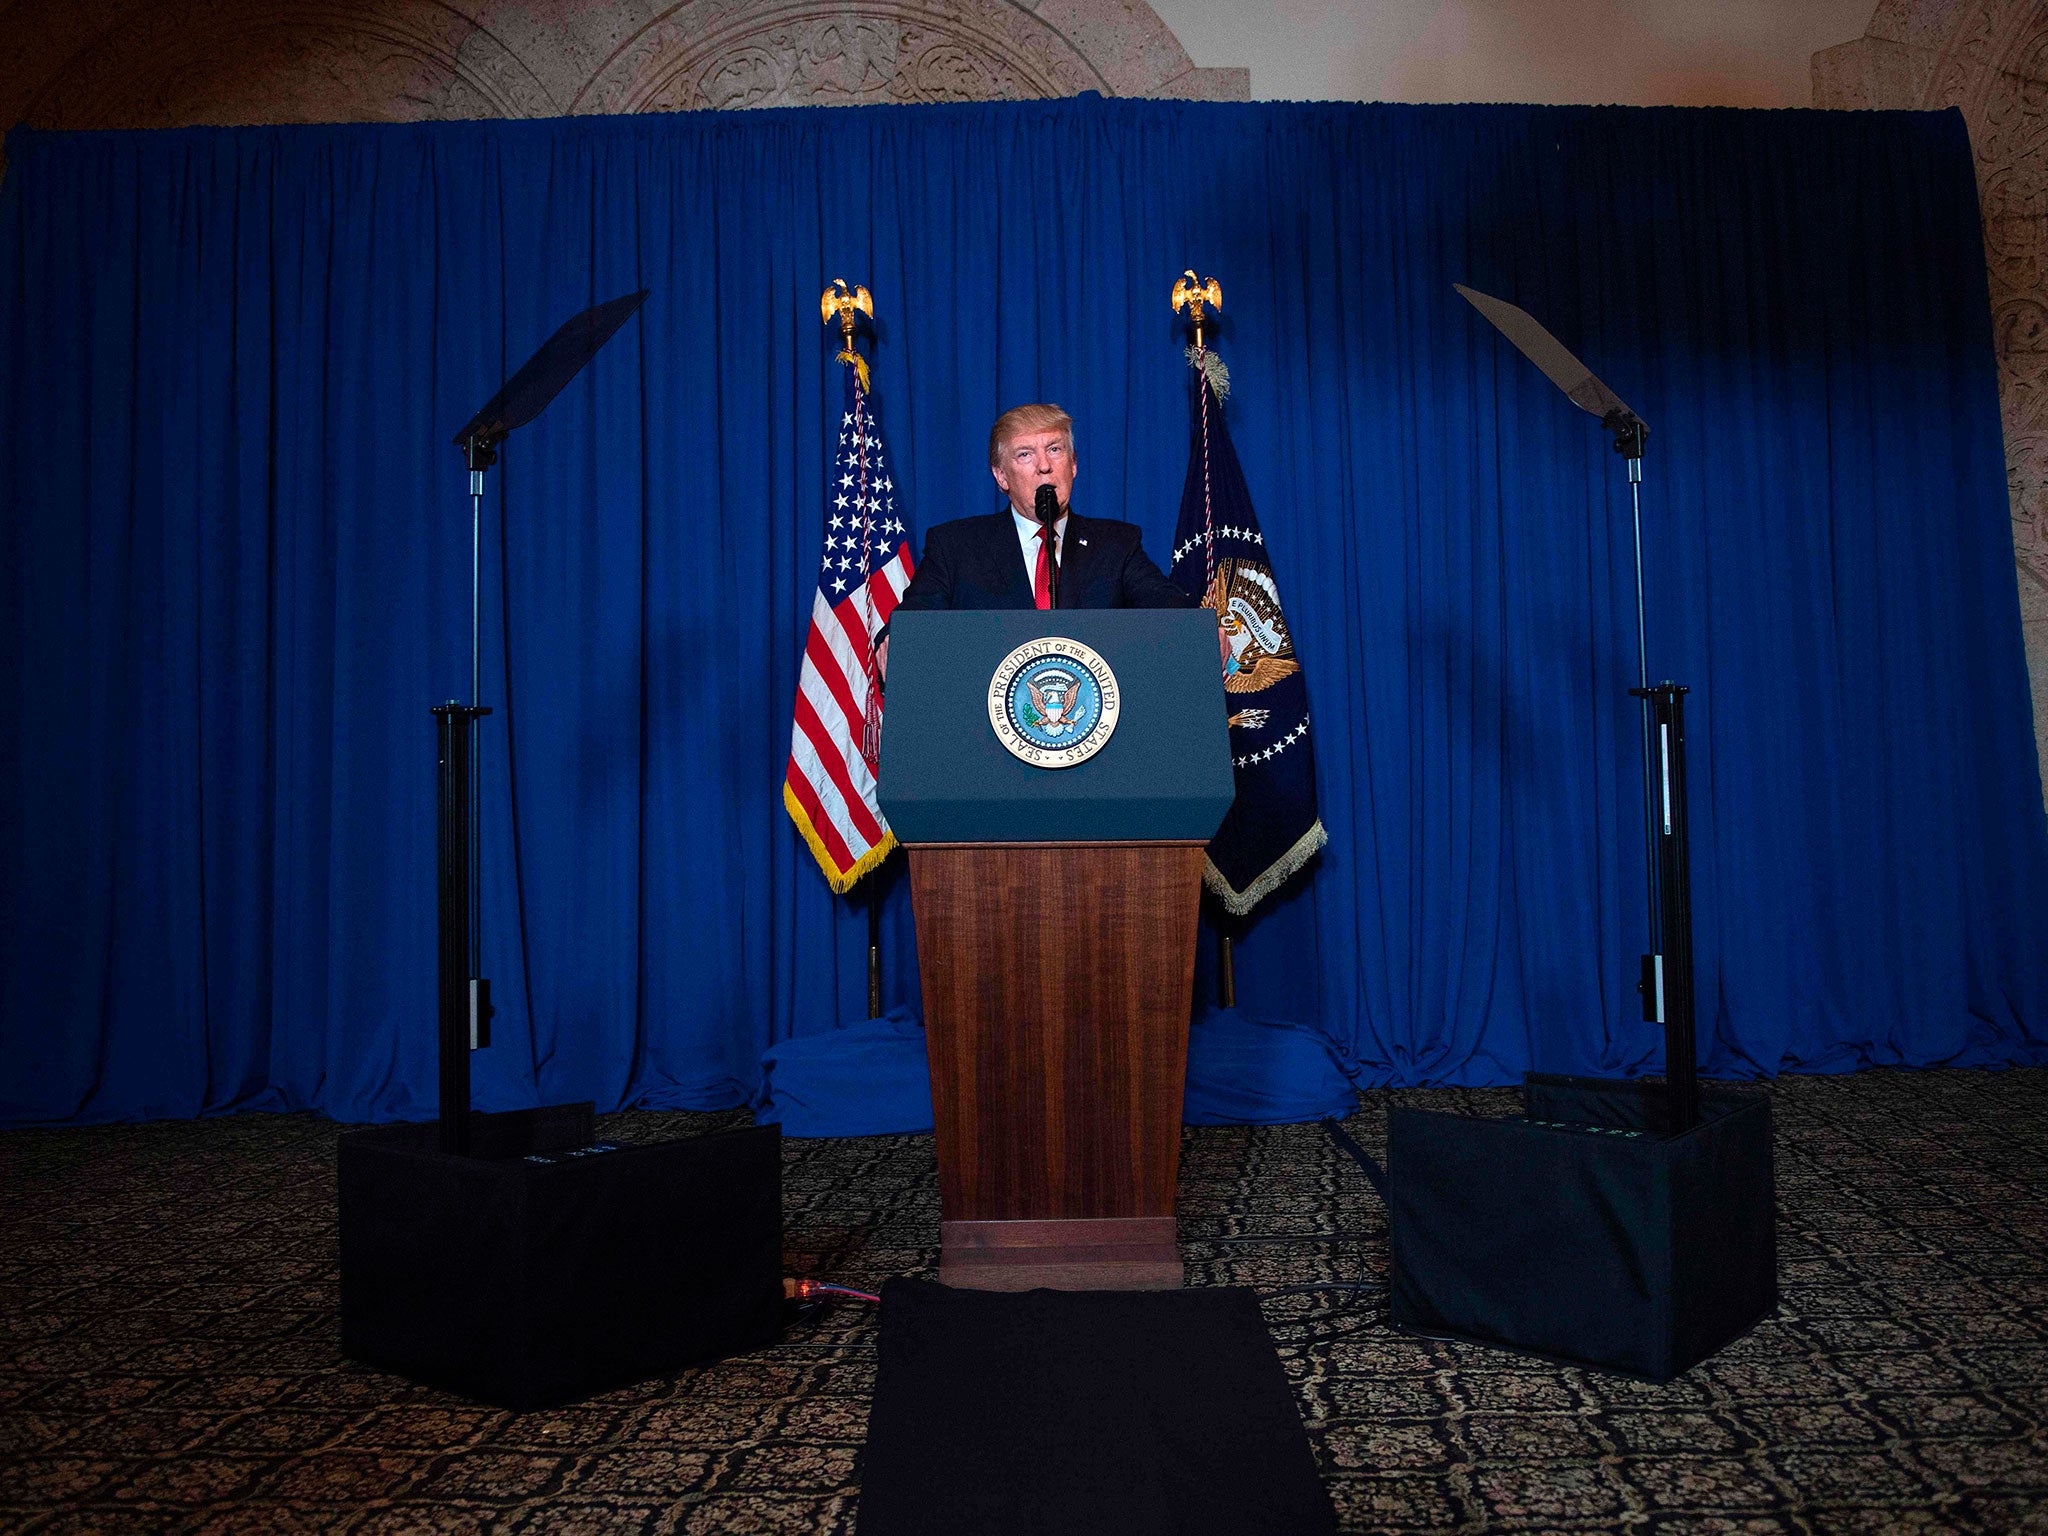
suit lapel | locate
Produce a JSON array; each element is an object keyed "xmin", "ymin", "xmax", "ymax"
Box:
[
  {"xmin": 1055, "ymin": 512, "xmax": 1103, "ymax": 608},
  {"xmin": 977, "ymin": 507, "xmax": 1099, "ymax": 608},
  {"xmin": 981, "ymin": 509, "xmax": 1037, "ymax": 607}
]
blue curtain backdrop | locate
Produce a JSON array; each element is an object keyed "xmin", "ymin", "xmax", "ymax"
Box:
[{"xmin": 2, "ymin": 98, "xmax": 2043, "ymax": 1127}]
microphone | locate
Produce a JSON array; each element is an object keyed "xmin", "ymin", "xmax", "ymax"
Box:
[{"xmin": 1034, "ymin": 484, "xmax": 1061, "ymax": 609}]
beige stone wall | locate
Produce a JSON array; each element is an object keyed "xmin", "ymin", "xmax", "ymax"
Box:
[
  {"xmin": 1151, "ymin": 0, "xmax": 1877, "ymax": 110},
  {"xmin": 0, "ymin": 0, "xmax": 1244, "ymax": 140},
  {"xmin": 1817, "ymin": 0, "xmax": 2048, "ymax": 801}
]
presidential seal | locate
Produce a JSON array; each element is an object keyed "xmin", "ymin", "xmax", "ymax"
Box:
[{"xmin": 986, "ymin": 637, "xmax": 1120, "ymax": 769}]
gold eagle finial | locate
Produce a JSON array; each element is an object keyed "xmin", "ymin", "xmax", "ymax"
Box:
[
  {"xmin": 821, "ymin": 279, "xmax": 875, "ymax": 389},
  {"xmin": 1171, "ymin": 270, "xmax": 1223, "ymax": 347}
]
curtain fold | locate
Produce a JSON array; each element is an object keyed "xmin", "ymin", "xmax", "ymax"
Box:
[{"xmin": 1, "ymin": 99, "xmax": 2041, "ymax": 1126}]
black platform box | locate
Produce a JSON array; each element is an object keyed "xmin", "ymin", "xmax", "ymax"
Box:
[
  {"xmin": 1387, "ymin": 1074, "xmax": 1776, "ymax": 1381},
  {"xmin": 339, "ymin": 1104, "xmax": 782, "ymax": 1409}
]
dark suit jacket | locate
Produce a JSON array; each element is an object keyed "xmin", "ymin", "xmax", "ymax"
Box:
[{"xmin": 895, "ymin": 509, "xmax": 1191, "ymax": 613}]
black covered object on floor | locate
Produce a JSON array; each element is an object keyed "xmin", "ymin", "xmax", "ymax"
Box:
[
  {"xmin": 858, "ymin": 1278, "xmax": 1337, "ymax": 1536},
  {"xmin": 1387, "ymin": 1074, "xmax": 1776, "ymax": 1381},
  {"xmin": 338, "ymin": 1104, "xmax": 781, "ymax": 1410}
]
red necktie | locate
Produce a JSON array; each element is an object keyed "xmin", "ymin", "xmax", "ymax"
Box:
[{"xmin": 1033, "ymin": 525, "xmax": 1053, "ymax": 610}]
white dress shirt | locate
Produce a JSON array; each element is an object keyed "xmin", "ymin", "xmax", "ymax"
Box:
[{"xmin": 1010, "ymin": 506, "xmax": 1068, "ymax": 588}]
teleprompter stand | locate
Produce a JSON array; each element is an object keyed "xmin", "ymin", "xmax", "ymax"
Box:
[
  {"xmin": 435, "ymin": 289, "xmax": 651, "ymax": 1152},
  {"xmin": 1348, "ymin": 290, "xmax": 1775, "ymax": 1381},
  {"xmin": 1452, "ymin": 284, "xmax": 1712, "ymax": 1122},
  {"xmin": 339, "ymin": 292, "xmax": 783, "ymax": 1408}
]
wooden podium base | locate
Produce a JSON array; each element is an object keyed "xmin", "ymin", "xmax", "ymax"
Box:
[
  {"xmin": 910, "ymin": 842, "xmax": 1205, "ymax": 1291},
  {"xmin": 938, "ymin": 1217, "xmax": 1181, "ymax": 1291}
]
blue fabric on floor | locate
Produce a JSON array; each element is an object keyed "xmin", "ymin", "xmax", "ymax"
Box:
[
  {"xmin": 755, "ymin": 1007, "xmax": 934, "ymax": 1138},
  {"xmin": 756, "ymin": 1004, "xmax": 1353, "ymax": 1135},
  {"xmin": 1183, "ymin": 1008, "xmax": 1359, "ymax": 1126}
]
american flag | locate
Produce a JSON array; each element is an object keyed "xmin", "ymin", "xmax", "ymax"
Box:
[{"xmin": 784, "ymin": 364, "xmax": 916, "ymax": 892}]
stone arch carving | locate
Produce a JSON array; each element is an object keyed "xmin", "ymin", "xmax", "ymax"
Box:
[
  {"xmin": 568, "ymin": 1, "xmax": 1107, "ymax": 115},
  {"xmin": 1, "ymin": 0, "xmax": 1243, "ymax": 143},
  {"xmin": 18, "ymin": 0, "xmax": 559, "ymax": 129}
]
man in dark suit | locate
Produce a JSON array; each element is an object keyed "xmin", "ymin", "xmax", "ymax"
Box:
[
  {"xmin": 896, "ymin": 402, "xmax": 1191, "ymax": 614},
  {"xmin": 880, "ymin": 404, "xmax": 1197, "ymax": 677}
]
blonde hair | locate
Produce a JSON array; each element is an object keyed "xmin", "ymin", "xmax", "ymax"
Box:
[{"xmin": 988, "ymin": 403, "xmax": 1075, "ymax": 468}]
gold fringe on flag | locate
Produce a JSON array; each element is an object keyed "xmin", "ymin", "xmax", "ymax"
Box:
[{"xmin": 784, "ymin": 781, "xmax": 898, "ymax": 895}]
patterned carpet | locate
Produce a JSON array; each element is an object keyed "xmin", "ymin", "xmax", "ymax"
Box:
[{"xmin": 2, "ymin": 1068, "xmax": 2045, "ymax": 1534}]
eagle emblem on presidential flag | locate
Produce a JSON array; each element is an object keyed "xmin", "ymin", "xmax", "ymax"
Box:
[{"xmin": 1205, "ymin": 557, "xmax": 1301, "ymax": 694}]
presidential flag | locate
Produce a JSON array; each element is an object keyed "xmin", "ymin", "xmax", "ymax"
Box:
[
  {"xmin": 1169, "ymin": 348, "xmax": 1326, "ymax": 913},
  {"xmin": 784, "ymin": 363, "xmax": 915, "ymax": 892}
]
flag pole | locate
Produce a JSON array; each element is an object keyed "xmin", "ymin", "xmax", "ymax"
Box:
[
  {"xmin": 1172, "ymin": 271, "xmax": 1233, "ymax": 1007},
  {"xmin": 868, "ymin": 879, "xmax": 883, "ymax": 1018},
  {"xmin": 1216, "ymin": 908, "xmax": 1236, "ymax": 1009}
]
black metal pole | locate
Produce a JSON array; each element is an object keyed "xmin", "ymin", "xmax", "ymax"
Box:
[
  {"xmin": 867, "ymin": 873, "xmax": 883, "ymax": 1019},
  {"xmin": 469, "ymin": 465, "xmax": 484, "ymax": 982},
  {"xmin": 464, "ymin": 437, "xmax": 494, "ymax": 986},
  {"xmin": 458, "ymin": 436, "xmax": 498, "ymax": 1070},
  {"xmin": 1626, "ymin": 446, "xmax": 1661, "ymax": 957},
  {"xmin": 1612, "ymin": 416, "xmax": 1677, "ymax": 1093},
  {"xmin": 434, "ymin": 702, "xmax": 491, "ymax": 1154},
  {"xmin": 1631, "ymin": 682, "xmax": 1698, "ymax": 1132},
  {"xmin": 1218, "ymin": 932, "xmax": 1236, "ymax": 1009}
]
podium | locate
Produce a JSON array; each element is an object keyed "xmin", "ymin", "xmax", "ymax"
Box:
[{"xmin": 879, "ymin": 610, "xmax": 1233, "ymax": 1290}]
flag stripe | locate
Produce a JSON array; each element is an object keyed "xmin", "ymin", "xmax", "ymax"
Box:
[
  {"xmin": 803, "ymin": 608, "xmax": 868, "ymax": 740},
  {"xmin": 796, "ymin": 655, "xmax": 881, "ymax": 808},
  {"xmin": 790, "ymin": 688, "xmax": 880, "ymax": 847},
  {"xmin": 794, "ymin": 661, "xmax": 876, "ymax": 820},
  {"xmin": 828, "ymin": 598, "xmax": 882, "ymax": 679},
  {"xmin": 788, "ymin": 714, "xmax": 874, "ymax": 859},
  {"xmin": 868, "ymin": 547, "xmax": 912, "ymax": 609},
  {"xmin": 784, "ymin": 759, "xmax": 859, "ymax": 871}
]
